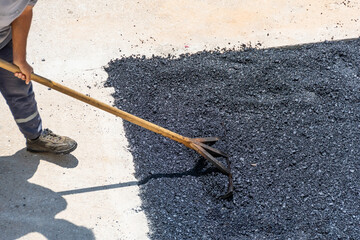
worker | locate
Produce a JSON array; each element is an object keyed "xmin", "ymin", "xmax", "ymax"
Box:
[{"xmin": 0, "ymin": 0, "xmax": 77, "ymax": 154}]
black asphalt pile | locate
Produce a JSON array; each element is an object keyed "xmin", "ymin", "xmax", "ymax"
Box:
[{"xmin": 105, "ymin": 39, "xmax": 360, "ymax": 239}]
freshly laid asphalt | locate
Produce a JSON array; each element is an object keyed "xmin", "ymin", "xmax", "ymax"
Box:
[{"xmin": 105, "ymin": 38, "xmax": 360, "ymax": 239}]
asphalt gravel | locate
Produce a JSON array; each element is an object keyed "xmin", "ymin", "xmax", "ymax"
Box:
[{"xmin": 105, "ymin": 38, "xmax": 360, "ymax": 239}]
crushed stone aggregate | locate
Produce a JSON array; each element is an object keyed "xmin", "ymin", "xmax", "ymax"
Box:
[{"xmin": 105, "ymin": 38, "xmax": 360, "ymax": 239}]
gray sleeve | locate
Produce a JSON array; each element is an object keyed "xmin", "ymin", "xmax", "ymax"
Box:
[{"xmin": 28, "ymin": 0, "xmax": 37, "ymax": 6}]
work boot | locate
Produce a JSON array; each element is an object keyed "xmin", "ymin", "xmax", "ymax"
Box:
[{"xmin": 26, "ymin": 129, "xmax": 77, "ymax": 154}]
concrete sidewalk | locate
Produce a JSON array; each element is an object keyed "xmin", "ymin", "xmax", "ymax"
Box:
[{"xmin": 0, "ymin": 0, "xmax": 359, "ymax": 239}]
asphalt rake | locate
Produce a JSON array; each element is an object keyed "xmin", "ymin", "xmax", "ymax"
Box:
[{"xmin": 0, "ymin": 58, "xmax": 233, "ymax": 199}]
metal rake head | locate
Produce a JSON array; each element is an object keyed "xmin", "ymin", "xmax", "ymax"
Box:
[{"xmin": 189, "ymin": 137, "xmax": 233, "ymax": 199}]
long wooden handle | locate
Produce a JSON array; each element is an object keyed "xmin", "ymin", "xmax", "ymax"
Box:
[{"xmin": 0, "ymin": 58, "xmax": 192, "ymax": 148}]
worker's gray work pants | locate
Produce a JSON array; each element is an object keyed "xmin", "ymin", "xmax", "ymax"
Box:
[{"xmin": 0, "ymin": 41, "xmax": 42, "ymax": 140}]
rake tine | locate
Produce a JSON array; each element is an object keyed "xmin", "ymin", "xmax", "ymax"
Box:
[
  {"xmin": 193, "ymin": 137, "xmax": 220, "ymax": 145},
  {"xmin": 220, "ymin": 175, "xmax": 234, "ymax": 199},
  {"xmin": 194, "ymin": 141, "xmax": 229, "ymax": 158},
  {"xmin": 220, "ymin": 157, "xmax": 234, "ymax": 199}
]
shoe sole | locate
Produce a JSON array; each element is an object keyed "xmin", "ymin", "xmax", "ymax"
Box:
[{"xmin": 27, "ymin": 143, "xmax": 78, "ymax": 155}]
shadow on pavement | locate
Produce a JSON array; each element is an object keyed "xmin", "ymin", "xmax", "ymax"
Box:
[
  {"xmin": 0, "ymin": 148, "xmax": 94, "ymax": 240},
  {"xmin": 58, "ymin": 158, "xmax": 217, "ymax": 196}
]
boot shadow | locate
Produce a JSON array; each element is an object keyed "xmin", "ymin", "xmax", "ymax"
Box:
[{"xmin": 0, "ymin": 148, "xmax": 94, "ymax": 240}]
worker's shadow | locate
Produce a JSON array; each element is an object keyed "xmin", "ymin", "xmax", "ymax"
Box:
[{"xmin": 0, "ymin": 148, "xmax": 94, "ymax": 240}]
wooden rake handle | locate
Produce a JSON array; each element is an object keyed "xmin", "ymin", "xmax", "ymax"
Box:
[{"xmin": 0, "ymin": 59, "xmax": 192, "ymax": 147}]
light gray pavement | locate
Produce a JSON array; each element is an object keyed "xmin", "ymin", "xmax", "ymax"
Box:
[{"xmin": 0, "ymin": 1, "xmax": 359, "ymax": 239}]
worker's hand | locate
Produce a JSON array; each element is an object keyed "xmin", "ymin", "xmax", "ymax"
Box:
[{"xmin": 13, "ymin": 60, "xmax": 33, "ymax": 85}]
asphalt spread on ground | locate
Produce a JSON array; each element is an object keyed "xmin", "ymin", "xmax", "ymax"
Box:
[{"xmin": 105, "ymin": 38, "xmax": 360, "ymax": 239}]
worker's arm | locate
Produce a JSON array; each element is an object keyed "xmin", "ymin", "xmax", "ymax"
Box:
[{"xmin": 11, "ymin": 5, "xmax": 34, "ymax": 84}]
